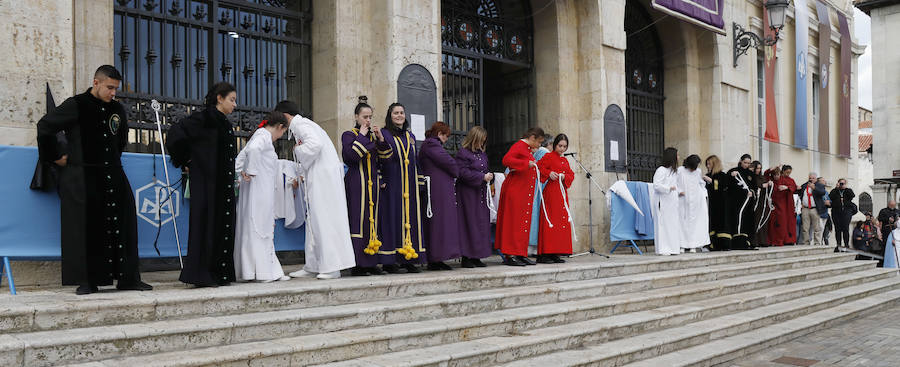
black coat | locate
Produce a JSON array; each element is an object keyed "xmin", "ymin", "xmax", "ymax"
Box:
[
  {"xmin": 166, "ymin": 108, "xmax": 237, "ymax": 286},
  {"xmin": 829, "ymin": 188, "xmax": 855, "ymax": 215},
  {"xmin": 798, "ymin": 182, "xmax": 828, "ymax": 216},
  {"xmin": 707, "ymin": 171, "xmax": 734, "ymax": 250},
  {"xmin": 726, "ymin": 166, "xmax": 758, "ymax": 248},
  {"xmin": 36, "ymin": 89, "xmax": 142, "ymax": 286}
]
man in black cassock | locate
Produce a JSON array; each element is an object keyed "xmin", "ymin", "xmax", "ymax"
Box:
[
  {"xmin": 36, "ymin": 65, "xmax": 152, "ymax": 295},
  {"xmin": 726, "ymin": 154, "xmax": 759, "ymax": 250}
]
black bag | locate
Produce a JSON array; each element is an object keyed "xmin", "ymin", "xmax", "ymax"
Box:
[{"xmin": 845, "ymin": 201, "xmax": 859, "ymax": 217}]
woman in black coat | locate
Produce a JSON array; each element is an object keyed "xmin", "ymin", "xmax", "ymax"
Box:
[
  {"xmin": 166, "ymin": 82, "xmax": 239, "ymax": 287},
  {"xmin": 829, "ymin": 178, "xmax": 856, "ymax": 248}
]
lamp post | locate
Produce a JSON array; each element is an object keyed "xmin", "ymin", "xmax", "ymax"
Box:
[{"xmin": 733, "ymin": 0, "xmax": 790, "ymax": 67}]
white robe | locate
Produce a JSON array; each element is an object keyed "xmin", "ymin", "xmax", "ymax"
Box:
[
  {"xmin": 276, "ymin": 159, "xmax": 306, "ymax": 230},
  {"xmin": 677, "ymin": 167, "xmax": 710, "ymax": 249},
  {"xmin": 652, "ymin": 166, "xmax": 681, "ymax": 255},
  {"xmin": 233, "ymin": 128, "xmax": 286, "ymax": 281},
  {"xmin": 490, "ymin": 172, "xmax": 506, "ymax": 223},
  {"xmin": 289, "ymin": 116, "xmax": 355, "ymax": 273}
]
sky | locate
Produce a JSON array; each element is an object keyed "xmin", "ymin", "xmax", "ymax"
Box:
[{"xmin": 854, "ymin": 8, "xmax": 872, "ymax": 110}]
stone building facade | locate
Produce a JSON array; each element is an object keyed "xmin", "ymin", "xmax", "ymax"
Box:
[{"xmin": 0, "ymin": 0, "xmax": 863, "ymax": 254}]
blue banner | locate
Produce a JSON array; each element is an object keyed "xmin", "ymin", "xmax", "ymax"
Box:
[
  {"xmin": 794, "ymin": 0, "xmax": 809, "ymax": 149},
  {"xmin": 0, "ymin": 145, "xmax": 304, "ymax": 259}
]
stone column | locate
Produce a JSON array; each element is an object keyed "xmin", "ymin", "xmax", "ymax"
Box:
[
  {"xmin": 867, "ymin": 3, "xmax": 900, "ymax": 210},
  {"xmin": 74, "ymin": 0, "xmax": 114, "ymax": 93},
  {"xmin": 312, "ymin": 0, "xmax": 440, "ymax": 148}
]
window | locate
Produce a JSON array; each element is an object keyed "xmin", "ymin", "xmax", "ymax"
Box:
[
  {"xmin": 860, "ymin": 192, "xmax": 873, "ymax": 215},
  {"xmin": 811, "ymin": 73, "xmax": 820, "ymax": 173}
]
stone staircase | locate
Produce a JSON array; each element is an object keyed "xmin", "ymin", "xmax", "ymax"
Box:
[{"xmin": 0, "ymin": 246, "xmax": 895, "ymax": 367}]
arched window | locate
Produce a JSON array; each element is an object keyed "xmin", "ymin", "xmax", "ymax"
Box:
[{"xmin": 859, "ymin": 192, "xmax": 873, "ymax": 215}]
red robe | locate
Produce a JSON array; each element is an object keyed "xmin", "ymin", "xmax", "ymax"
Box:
[
  {"xmin": 537, "ymin": 151, "xmax": 575, "ymax": 255},
  {"xmin": 495, "ymin": 140, "xmax": 537, "ymax": 257},
  {"xmin": 768, "ymin": 176, "xmax": 798, "ymax": 246}
]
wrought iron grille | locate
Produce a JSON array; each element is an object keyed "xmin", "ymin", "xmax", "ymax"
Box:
[
  {"xmin": 114, "ymin": 0, "xmax": 311, "ymax": 157},
  {"xmin": 441, "ymin": 51, "xmax": 482, "ymax": 155},
  {"xmin": 624, "ymin": 0, "xmax": 664, "ymax": 182},
  {"xmin": 441, "ymin": 0, "xmax": 533, "ymax": 67},
  {"xmin": 440, "ymin": 0, "xmax": 534, "ymax": 169}
]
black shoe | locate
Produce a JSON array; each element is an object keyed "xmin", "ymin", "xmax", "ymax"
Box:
[
  {"xmin": 517, "ymin": 256, "xmax": 536, "ymax": 266},
  {"xmin": 551, "ymin": 255, "xmax": 566, "ymax": 263},
  {"xmin": 117, "ymin": 281, "xmax": 153, "ymax": 291},
  {"xmin": 75, "ymin": 284, "xmax": 98, "ymax": 295},
  {"xmin": 368, "ymin": 266, "xmax": 387, "ymax": 275},
  {"xmin": 472, "ymin": 258, "xmax": 487, "ymax": 267},
  {"xmin": 403, "ymin": 264, "xmax": 422, "ymax": 273},
  {"xmin": 460, "ymin": 257, "xmax": 476, "ymax": 268},
  {"xmin": 536, "ymin": 255, "xmax": 555, "ymax": 264},
  {"xmin": 502, "ymin": 256, "xmax": 526, "ymax": 267},
  {"xmin": 351, "ymin": 267, "xmax": 371, "ymax": 276},
  {"xmin": 427, "ymin": 262, "xmax": 445, "ymax": 271},
  {"xmin": 382, "ymin": 264, "xmax": 401, "ymax": 274}
]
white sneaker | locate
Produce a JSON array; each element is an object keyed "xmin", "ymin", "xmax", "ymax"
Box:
[
  {"xmin": 316, "ymin": 271, "xmax": 341, "ymax": 280},
  {"xmin": 277, "ymin": 275, "xmax": 291, "ymax": 281},
  {"xmin": 289, "ymin": 270, "xmax": 315, "ymax": 278}
]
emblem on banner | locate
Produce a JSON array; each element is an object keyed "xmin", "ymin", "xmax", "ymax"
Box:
[
  {"xmin": 135, "ymin": 179, "xmax": 181, "ymax": 227},
  {"xmin": 797, "ymin": 53, "xmax": 807, "ymax": 80},
  {"xmin": 842, "ymin": 75, "xmax": 850, "ymax": 97},
  {"xmin": 821, "ymin": 64, "xmax": 828, "ymax": 88}
]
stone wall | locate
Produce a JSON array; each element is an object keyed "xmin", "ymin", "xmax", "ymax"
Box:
[{"xmin": 0, "ymin": 0, "xmax": 75, "ymax": 146}]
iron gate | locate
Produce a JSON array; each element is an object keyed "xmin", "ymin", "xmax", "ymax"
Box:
[
  {"xmin": 624, "ymin": 0, "xmax": 665, "ymax": 182},
  {"xmin": 440, "ymin": 0, "xmax": 533, "ymax": 167},
  {"xmin": 113, "ymin": 0, "xmax": 312, "ymax": 157}
]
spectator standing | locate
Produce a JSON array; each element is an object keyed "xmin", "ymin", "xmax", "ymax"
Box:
[
  {"xmin": 797, "ymin": 173, "xmax": 827, "ymax": 246},
  {"xmin": 829, "ymin": 178, "xmax": 856, "ymax": 248}
]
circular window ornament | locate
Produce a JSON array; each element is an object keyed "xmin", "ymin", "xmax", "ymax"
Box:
[{"xmin": 509, "ymin": 34, "xmax": 524, "ymax": 55}]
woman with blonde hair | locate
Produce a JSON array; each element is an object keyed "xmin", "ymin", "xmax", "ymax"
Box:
[
  {"xmin": 455, "ymin": 126, "xmax": 493, "ymax": 267},
  {"xmin": 705, "ymin": 155, "xmax": 732, "ymax": 251}
]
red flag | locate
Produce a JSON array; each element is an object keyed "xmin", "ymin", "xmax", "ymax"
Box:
[{"xmin": 763, "ymin": 10, "xmax": 780, "ymax": 142}]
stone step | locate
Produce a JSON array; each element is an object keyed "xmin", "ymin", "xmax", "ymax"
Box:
[
  {"xmin": 311, "ymin": 270, "xmax": 899, "ymax": 367},
  {"xmin": 55, "ymin": 264, "xmax": 892, "ymax": 367},
  {"xmin": 497, "ymin": 275, "xmax": 900, "ymax": 367},
  {"xmin": 1, "ymin": 255, "xmax": 866, "ymax": 367},
  {"xmin": 0, "ymin": 246, "xmax": 839, "ymax": 334},
  {"xmin": 623, "ymin": 288, "xmax": 900, "ymax": 367}
]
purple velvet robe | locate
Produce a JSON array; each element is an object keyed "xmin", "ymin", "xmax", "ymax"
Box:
[
  {"xmin": 455, "ymin": 147, "xmax": 492, "ymax": 259},
  {"xmin": 341, "ymin": 128, "xmax": 392, "ymax": 267},
  {"xmin": 377, "ymin": 128, "xmax": 427, "ymax": 264},
  {"xmin": 419, "ymin": 137, "xmax": 461, "ymax": 262}
]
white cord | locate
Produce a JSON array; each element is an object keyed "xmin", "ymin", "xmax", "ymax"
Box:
[
  {"xmin": 486, "ymin": 181, "xmax": 497, "ymax": 214},
  {"xmin": 558, "ymin": 176, "xmax": 577, "ymax": 242},
  {"xmin": 533, "ymin": 164, "xmax": 553, "ymax": 228},
  {"xmin": 424, "ymin": 176, "xmax": 433, "ymax": 218}
]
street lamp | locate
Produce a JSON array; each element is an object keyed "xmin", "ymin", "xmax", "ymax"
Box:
[{"xmin": 733, "ymin": 0, "xmax": 790, "ymax": 67}]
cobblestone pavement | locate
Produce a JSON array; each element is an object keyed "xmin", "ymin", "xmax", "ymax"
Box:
[{"xmin": 722, "ymin": 307, "xmax": 900, "ymax": 367}]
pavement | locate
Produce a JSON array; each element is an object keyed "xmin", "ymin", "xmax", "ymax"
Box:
[{"xmin": 721, "ymin": 298, "xmax": 900, "ymax": 367}]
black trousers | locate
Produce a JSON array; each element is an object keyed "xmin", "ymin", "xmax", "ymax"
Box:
[{"xmin": 832, "ymin": 212, "xmax": 851, "ymax": 246}]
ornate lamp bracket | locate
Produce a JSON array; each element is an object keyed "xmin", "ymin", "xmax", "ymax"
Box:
[{"xmin": 733, "ymin": 22, "xmax": 778, "ymax": 67}]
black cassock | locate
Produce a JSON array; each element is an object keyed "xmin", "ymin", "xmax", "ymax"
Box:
[
  {"xmin": 726, "ymin": 166, "xmax": 758, "ymax": 250},
  {"xmin": 36, "ymin": 89, "xmax": 143, "ymax": 286},
  {"xmin": 707, "ymin": 171, "xmax": 733, "ymax": 251},
  {"xmin": 166, "ymin": 108, "xmax": 237, "ymax": 286}
]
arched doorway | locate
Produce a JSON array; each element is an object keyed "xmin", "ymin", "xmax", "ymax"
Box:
[
  {"xmin": 624, "ymin": 0, "xmax": 665, "ymax": 182},
  {"xmin": 441, "ymin": 0, "xmax": 535, "ymax": 170}
]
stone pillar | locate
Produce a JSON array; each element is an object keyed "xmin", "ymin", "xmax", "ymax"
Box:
[
  {"xmin": 74, "ymin": 0, "xmax": 114, "ymax": 92},
  {"xmin": 312, "ymin": 0, "xmax": 441, "ymax": 148},
  {"xmin": 0, "ymin": 0, "xmax": 75, "ymax": 146},
  {"xmin": 867, "ymin": 3, "xmax": 900, "ymax": 211}
]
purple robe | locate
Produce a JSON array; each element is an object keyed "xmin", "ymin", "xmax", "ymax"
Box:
[
  {"xmin": 419, "ymin": 137, "xmax": 461, "ymax": 262},
  {"xmin": 341, "ymin": 128, "xmax": 392, "ymax": 266},
  {"xmin": 378, "ymin": 128, "xmax": 427, "ymax": 264},
  {"xmin": 455, "ymin": 148, "xmax": 492, "ymax": 259}
]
